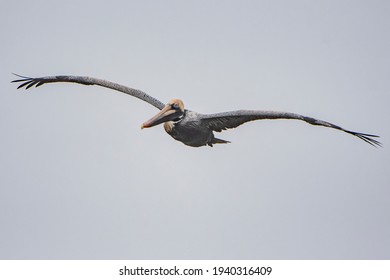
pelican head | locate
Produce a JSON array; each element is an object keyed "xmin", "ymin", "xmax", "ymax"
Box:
[{"xmin": 141, "ymin": 99, "xmax": 185, "ymax": 129}]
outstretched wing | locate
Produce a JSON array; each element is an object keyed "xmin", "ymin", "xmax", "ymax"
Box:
[
  {"xmin": 11, "ymin": 74, "xmax": 165, "ymax": 110},
  {"xmin": 201, "ymin": 110, "xmax": 381, "ymax": 147}
]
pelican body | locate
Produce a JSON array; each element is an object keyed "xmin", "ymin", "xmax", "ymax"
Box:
[
  {"xmin": 12, "ymin": 74, "xmax": 381, "ymax": 147},
  {"xmin": 143, "ymin": 105, "xmax": 229, "ymax": 147}
]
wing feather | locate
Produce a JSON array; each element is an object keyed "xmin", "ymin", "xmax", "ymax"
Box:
[
  {"xmin": 11, "ymin": 74, "xmax": 165, "ymax": 110},
  {"xmin": 202, "ymin": 110, "xmax": 381, "ymax": 147}
]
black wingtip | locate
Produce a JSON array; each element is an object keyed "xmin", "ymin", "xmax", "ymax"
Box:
[
  {"xmin": 11, "ymin": 73, "xmax": 31, "ymax": 82},
  {"xmin": 348, "ymin": 131, "xmax": 382, "ymax": 148},
  {"xmin": 17, "ymin": 80, "xmax": 32, "ymax": 89},
  {"xmin": 11, "ymin": 74, "xmax": 40, "ymax": 90},
  {"xmin": 12, "ymin": 73, "xmax": 28, "ymax": 78}
]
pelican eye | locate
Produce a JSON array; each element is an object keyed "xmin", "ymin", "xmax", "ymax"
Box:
[{"xmin": 172, "ymin": 103, "xmax": 179, "ymax": 109}]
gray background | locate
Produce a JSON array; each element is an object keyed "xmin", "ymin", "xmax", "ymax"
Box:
[{"xmin": 1, "ymin": 0, "xmax": 389, "ymax": 259}]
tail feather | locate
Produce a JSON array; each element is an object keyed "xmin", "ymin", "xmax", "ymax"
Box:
[{"xmin": 208, "ymin": 137, "xmax": 230, "ymax": 147}]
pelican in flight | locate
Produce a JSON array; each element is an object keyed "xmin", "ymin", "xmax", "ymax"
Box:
[{"xmin": 12, "ymin": 74, "xmax": 381, "ymax": 147}]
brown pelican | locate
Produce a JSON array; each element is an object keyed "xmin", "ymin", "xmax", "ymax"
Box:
[{"xmin": 12, "ymin": 74, "xmax": 381, "ymax": 147}]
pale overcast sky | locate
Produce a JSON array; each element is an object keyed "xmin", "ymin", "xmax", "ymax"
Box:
[{"xmin": 1, "ymin": 0, "xmax": 389, "ymax": 259}]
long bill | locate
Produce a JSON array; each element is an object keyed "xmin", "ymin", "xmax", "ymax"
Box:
[{"xmin": 141, "ymin": 104, "xmax": 181, "ymax": 129}]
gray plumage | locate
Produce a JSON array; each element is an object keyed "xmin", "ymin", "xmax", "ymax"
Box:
[
  {"xmin": 200, "ymin": 110, "xmax": 380, "ymax": 147},
  {"xmin": 12, "ymin": 74, "xmax": 165, "ymax": 110},
  {"xmin": 12, "ymin": 74, "xmax": 381, "ymax": 148}
]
